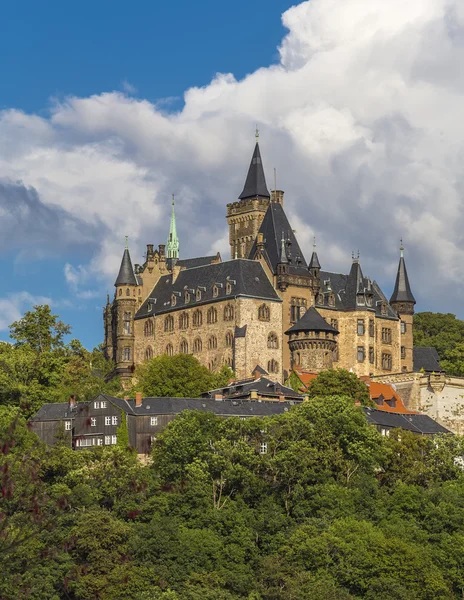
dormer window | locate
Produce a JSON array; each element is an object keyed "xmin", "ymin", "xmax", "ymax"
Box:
[
  {"xmin": 212, "ymin": 285, "xmax": 218, "ymax": 298},
  {"xmin": 184, "ymin": 291, "xmax": 190, "ymax": 303},
  {"xmin": 196, "ymin": 289, "xmax": 202, "ymax": 301},
  {"xmin": 381, "ymin": 302, "xmax": 387, "ymax": 316},
  {"xmin": 226, "ymin": 282, "xmax": 232, "ymax": 295},
  {"xmin": 328, "ymin": 293, "xmax": 335, "ymax": 307},
  {"xmin": 171, "ymin": 293, "xmax": 176, "ymax": 307}
]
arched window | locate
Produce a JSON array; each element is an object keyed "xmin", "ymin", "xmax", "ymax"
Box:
[
  {"xmin": 144, "ymin": 320, "xmax": 154, "ymax": 337},
  {"xmin": 171, "ymin": 293, "xmax": 177, "ymax": 307},
  {"xmin": 180, "ymin": 339, "xmax": 188, "ymax": 354},
  {"xmin": 196, "ymin": 289, "xmax": 202, "ymax": 301},
  {"xmin": 193, "ymin": 338, "xmax": 202, "ymax": 353},
  {"xmin": 119, "ymin": 289, "xmax": 122, "ymax": 296},
  {"xmin": 123, "ymin": 347, "xmax": 131, "ymax": 361},
  {"xmin": 226, "ymin": 282, "xmax": 232, "ymax": 295},
  {"xmin": 126, "ymin": 288, "xmax": 130, "ymax": 296},
  {"xmin": 224, "ymin": 304, "xmax": 234, "ymax": 321},
  {"xmin": 207, "ymin": 307, "xmax": 217, "ymax": 324},
  {"xmin": 226, "ymin": 356, "xmax": 233, "ymax": 367},
  {"xmin": 179, "ymin": 312, "xmax": 189, "ymax": 330},
  {"xmin": 138, "ymin": 289, "xmax": 141, "ymax": 296},
  {"xmin": 123, "ymin": 312, "xmax": 131, "ymax": 335},
  {"xmin": 213, "ymin": 285, "xmax": 218, "ymax": 298},
  {"xmin": 165, "ymin": 344, "xmax": 173, "ymax": 356},
  {"xmin": 184, "ymin": 291, "xmax": 190, "ymax": 303},
  {"xmin": 193, "ymin": 310, "xmax": 203, "ymax": 327},
  {"xmin": 145, "ymin": 346, "xmax": 153, "ymax": 360},
  {"xmin": 268, "ymin": 359, "xmax": 279, "ymax": 374},
  {"xmin": 258, "ymin": 304, "xmax": 270, "ymax": 322},
  {"xmin": 208, "ymin": 335, "xmax": 217, "ymax": 350},
  {"xmin": 267, "ymin": 332, "xmax": 279, "ymax": 349},
  {"xmin": 164, "ymin": 315, "xmax": 174, "ymax": 332},
  {"xmin": 225, "ymin": 331, "xmax": 233, "ymax": 348}
]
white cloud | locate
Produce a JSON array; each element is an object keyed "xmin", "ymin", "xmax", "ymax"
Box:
[
  {"xmin": 1, "ymin": 0, "xmax": 464, "ymax": 314},
  {"xmin": 121, "ymin": 80, "xmax": 137, "ymax": 95},
  {"xmin": 0, "ymin": 292, "xmax": 52, "ymax": 332}
]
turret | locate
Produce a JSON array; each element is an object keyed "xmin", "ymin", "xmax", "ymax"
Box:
[
  {"xmin": 166, "ymin": 196, "xmax": 179, "ymax": 264},
  {"xmin": 390, "ymin": 241, "xmax": 416, "ymax": 372},
  {"xmin": 308, "ymin": 237, "xmax": 321, "ymax": 295},
  {"xmin": 285, "ymin": 306, "xmax": 339, "ymax": 373}
]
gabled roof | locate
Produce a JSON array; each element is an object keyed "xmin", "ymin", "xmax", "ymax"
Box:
[
  {"xmin": 413, "ymin": 347, "xmax": 443, "ymax": 373},
  {"xmin": 364, "ymin": 407, "xmax": 450, "ymax": 434},
  {"xmin": 248, "ymin": 202, "xmax": 308, "ymax": 274},
  {"xmin": 177, "ymin": 255, "xmax": 219, "ymax": 269},
  {"xmin": 309, "ymin": 250, "xmax": 321, "ymax": 270},
  {"xmin": 204, "ymin": 376, "xmax": 303, "ymax": 401},
  {"xmin": 238, "ymin": 143, "xmax": 270, "ymax": 200},
  {"xmin": 390, "ymin": 253, "xmax": 416, "ymax": 304},
  {"xmin": 115, "ymin": 248, "xmax": 138, "ymax": 287},
  {"xmin": 285, "ymin": 306, "xmax": 339, "ymax": 335},
  {"xmin": 135, "ymin": 259, "xmax": 281, "ymax": 319}
]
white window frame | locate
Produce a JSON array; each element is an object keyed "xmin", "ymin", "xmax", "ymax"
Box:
[
  {"xmin": 96, "ymin": 438, "xmax": 103, "ymax": 446},
  {"xmin": 150, "ymin": 416, "xmax": 158, "ymax": 426},
  {"xmin": 101, "ymin": 401, "xmax": 107, "ymax": 408},
  {"xmin": 112, "ymin": 416, "xmax": 118, "ymax": 426},
  {"xmin": 105, "ymin": 416, "xmax": 111, "ymax": 426},
  {"xmin": 111, "ymin": 435, "xmax": 117, "ymax": 445},
  {"xmin": 65, "ymin": 420, "xmax": 71, "ymax": 431},
  {"xmin": 259, "ymin": 442, "xmax": 268, "ymax": 455},
  {"xmin": 91, "ymin": 417, "xmax": 96, "ymax": 427},
  {"xmin": 105, "ymin": 435, "xmax": 111, "ymax": 445},
  {"xmin": 94, "ymin": 401, "xmax": 100, "ymax": 409}
]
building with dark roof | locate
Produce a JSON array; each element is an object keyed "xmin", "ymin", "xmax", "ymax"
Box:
[{"xmin": 103, "ymin": 135, "xmax": 419, "ymax": 383}]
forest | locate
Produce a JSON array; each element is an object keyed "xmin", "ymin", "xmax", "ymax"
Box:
[{"xmin": 2, "ymin": 307, "xmax": 464, "ymax": 599}]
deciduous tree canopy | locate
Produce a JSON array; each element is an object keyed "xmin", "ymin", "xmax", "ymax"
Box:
[{"xmin": 414, "ymin": 312, "xmax": 464, "ymax": 376}]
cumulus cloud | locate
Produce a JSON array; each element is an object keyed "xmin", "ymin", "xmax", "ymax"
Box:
[
  {"xmin": 1, "ymin": 0, "xmax": 464, "ymax": 314},
  {"xmin": 0, "ymin": 292, "xmax": 52, "ymax": 332}
]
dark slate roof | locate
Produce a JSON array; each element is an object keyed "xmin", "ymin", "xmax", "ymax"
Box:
[
  {"xmin": 238, "ymin": 143, "xmax": 270, "ymax": 200},
  {"xmin": 176, "ymin": 255, "xmax": 218, "ymax": 269},
  {"xmin": 235, "ymin": 324, "xmax": 247, "ymax": 338},
  {"xmin": 115, "ymin": 248, "xmax": 138, "ymax": 287},
  {"xmin": 135, "ymin": 259, "xmax": 281, "ymax": 319},
  {"xmin": 413, "ymin": 347, "xmax": 443, "ymax": 373},
  {"xmin": 248, "ymin": 202, "xmax": 308, "ymax": 274},
  {"xmin": 390, "ymin": 255, "xmax": 416, "ymax": 304},
  {"xmin": 30, "ymin": 403, "xmax": 76, "ymax": 421},
  {"xmin": 309, "ymin": 250, "xmax": 321, "ymax": 270},
  {"xmin": 285, "ymin": 306, "xmax": 339, "ymax": 335},
  {"xmin": 253, "ymin": 364, "xmax": 268, "ymax": 375},
  {"xmin": 364, "ymin": 407, "xmax": 450, "ymax": 434},
  {"xmin": 205, "ymin": 376, "xmax": 303, "ymax": 401}
]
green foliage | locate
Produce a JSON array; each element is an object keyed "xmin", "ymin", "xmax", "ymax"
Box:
[
  {"xmin": 133, "ymin": 354, "xmax": 233, "ymax": 398},
  {"xmin": 414, "ymin": 312, "xmax": 464, "ymax": 375},
  {"xmin": 306, "ymin": 368, "xmax": 372, "ymax": 406},
  {"xmin": 117, "ymin": 410, "xmax": 130, "ymax": 450}
]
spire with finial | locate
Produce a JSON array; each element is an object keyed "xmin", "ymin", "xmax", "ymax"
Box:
[
  {"xmin": 238, "ymin": 128, "xmax": 270, "ymax": 200},
  {"xmin": 309, "ymin": 236, "xmax": 321, "ymax": 271},
  {"xmin": 167, "ymin": 194, "xmax": 179, "ymax": 259},
  {"xmin": 390, "ymin": 240, "xmax": 415, "ymax": 305},
  {"xmin": 280, "ymin": 231, "xmax": 288, "ymax": 264},
  {"xmin": 114, "ymin": 236, "xmax": 138, "ymax": 287}
]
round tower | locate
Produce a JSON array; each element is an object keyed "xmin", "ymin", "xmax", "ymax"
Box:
[{"xmin": 285, "ymin": 306, "xmax": 339, "ymax": 372}]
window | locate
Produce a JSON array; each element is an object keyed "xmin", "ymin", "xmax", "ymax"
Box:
[
  {"xmin": 330, "ymin": 318, "xmax": 338, "ymax": 330},
  {"xmin": 226, "ymin": 282, "xmax": 232, "ymax": 295},
  {"xmin": 224, "ymin": 304, "xmax": 234, "ymax": 321},
  {"xmin": 258, "ymin": 304, "xmax": 270, "ymax": 322},
  {"xmin": 105, "ymin": 435, "xmax": 111, "ymax": 445},
  {"xmin": 381, "ymin": 327, "xmax": 392, "ymax": 344},
  {"xmin": 381, "ymin": 302, "xmax": 387, "ymax": 316},
  {"xmin": 193, "ymin": 310, "xmax": 203, "ymax": 327},
  {"xmin": 166, "ymin": 343, "xmax": 174, "ymax": 356},
  {"xmin": 101, "ymin": 401, "xmax": 107, "ymax": 409},
  {"xmin": 171, "ymin": 293, "xmax": 177, "ymax": 307},
  {"xmin": 144, "ymin": 320, "xmax": 154, "ymax": 337},
  {"xmin": 268, "ymin": 359, "xmax": 279, "ymax": 373},
  {"xmin": 401, "ymin": 321, "xmax": 406, "ymax": 334},
  {"xmin": 380, "ymin": 428, "xmax": 390, "ymax": 437},
  {"xmin": 65, "ymin": 420, "xmax": 71, "ymax": 431},
  {"xmin": 208, "ymin": 336, "xmax": 217, "ymax": 350},
  {"xmin": 328, "ymin": 294, "xmax": 335, "ymax": 307},
  {"xmin": 179, "ymin": 312, "xmax": 189, "ymax": 329},
  {"xmin": 369, "ymin": 346, "xmax": 375, "ymax": 364},
  {"xmin": 150, "ymin": 416, "xmax": 158, "ymax": 426},
  {"xmin": 119, "ymin": 289, "xmax": 122, "ymax": 296},
  {"xmin": 357, "ymin": 319, "xmax": 365, "ymax": 335},
  {"xmin": 196, "ymin": 289, "xmax": 202, "ymax": 301},
  {"xmin": 225, "ymin": 331, "xmax": 233, "ymax": 348},
  {"xmin": 123, "ymin": 312, "xmax": 131, "ymax": 334},
  {"xmin": 96, "ymin": 438, "xmax": 103, "ymax": 446},
  {"xmin": 357, "ymin": 346, "xmax": 365, "ymax": 362},
  {"xmin": 145, "ymin": 346, "xmax": 153, "ymax": 360},
  {"xmin": 112, "ymin": 416, "xmax": 118, "ymax": 425},
  {"xmin": 401, "ymin": 346, "xmax": 406, "ymax": 359},
  {"xmin": 369, "ymin": 319, "xmax": 375, "ymax": 337},
  {"xmin": 207, "ymin": 307, "xmax": 217, "ymax": 324},
  {"xmin": 94, "ymin": 401, "xmax": 100, "ymax": 409},
  {"xmin": 164, "ymin": 315, "xmax": 174, "ymax": 332},
  {"xmin": 193, "ymin": 338, "xmax": 202, "ymax": 353},
  {"xmin": 267, "ymin": 332, "xmax": 279, "ymax": 349},
  {"xmin": 91, "ymin": 417, "xmax": 96, "ymax": 427},
  {"xmin": 184, "ymin": 291, "xmax": 190, "ymax": 303},
  {"xmin": 126, "ymin": 288, "xmax": 130, "ymax": 296},
  {"xmin": 111, "ymin": 435, "xmax": 117, "ymax": 445},
  {"xmin": 180, "ymin": 339, "xmax": 188, "ymax": 353},
  {"xmin": 259, "ymin": 442, "xmax": 268, "ymax": 455},
  {"xmin": 123, "ymin": 347, "xmax": 131, "ymax": 361},
  {"xmin": 213, "ymin": 285, "xmax": 218, "ymax": 298},
  {"xmin": 105, "ymin": 416, "xmax": 111, "ymax": 426},
  {"xmin": 382, "ymin": 353, "xmax": 392, "ymax": 370},
  {"xmin": 290, "ymin": 297, "xmax": 307, "ymax": 323}
]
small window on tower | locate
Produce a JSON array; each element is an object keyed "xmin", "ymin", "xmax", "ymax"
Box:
[{"xmin": 401, "ymin": 321, "xmax": 406, "ymax": 334}]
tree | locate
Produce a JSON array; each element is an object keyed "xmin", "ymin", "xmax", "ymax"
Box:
[
  {"xmin": 414, "ymin": 312, "xmax": 464, "ymax": 376},
  {"xmin": 10, "ymin": 304, "xmax": 71, "ymax": 353},
  {"xmin": 133, "ymin": 354, "xmax": 232, "ymax": 399},
  {"xmin": 306, "ymin": 369, "xmax": 371, "ymax": 406}
]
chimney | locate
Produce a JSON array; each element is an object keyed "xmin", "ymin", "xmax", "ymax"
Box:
[
  {"xmin": 279, "ymin": 395, "xmax": 285, "ymax": 402},
  {"xmin": 214, "ymin": 393, "xmax": 223, "ymax": 401},
  {"xmin": 135, "ymin": 392, "xmax": 143, "ymax": 407},
  {"xmin": 68, "ymin": 395, "xmax": 77, "ymax": 409}
]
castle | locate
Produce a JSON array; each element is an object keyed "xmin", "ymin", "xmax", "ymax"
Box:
[{"xmin": 103, "ymin": 135, "xmax": 416, "ymax": 383}]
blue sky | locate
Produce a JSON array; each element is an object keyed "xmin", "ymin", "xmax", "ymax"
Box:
[{"xmin": 1, "ymin": 0, "xmax": 464, "ymax": 350}]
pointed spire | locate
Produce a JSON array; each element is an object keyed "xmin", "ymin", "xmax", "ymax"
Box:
[
  {"xmin": 309, "ymin": 236, "xmax": 321, "ymax": 270},
  {"xmin": 390, "ymin": 242, "xmax": 416, "ymax": 304},
  {"xmin": 280, "ymin": 232, "xmax": 288, "ymax": 264},
  {"xmin": 115, "ymin": 238, "xmax": 138, "ymax": 286},
  {"xmin": 167, "ymin": 195, "xmax": 179, "ymax": 259},
  {"xmin": 238, "ymin": 135, "xmax": 270, "ymax": 200}
]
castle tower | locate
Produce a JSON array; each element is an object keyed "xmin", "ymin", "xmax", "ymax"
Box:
[
  {"xmin": 226, "ymin": 131, "xmax": 271, "ymax": 259},
  {"xmin": 113, "ymin": 238, "xmax": 137, "ymax": 379},
  {"xmin": 103, "ymin": 294, "xmax": 113, "ymax": 360},
  {"xmin": 285, "ymin": 306, "xmax": 339, "ymax": 372},
  {"xmin": 390, "ymin": 242, "xmax": 416, "ymax": 372},
  {"xmin": 166, "ymin": 197, "xmax": 179, "ymax": 260}
]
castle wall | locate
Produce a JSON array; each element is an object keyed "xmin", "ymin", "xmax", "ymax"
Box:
[{"xmin": 226, "ymin": 198, "xmax": 269, "ymax": 259}]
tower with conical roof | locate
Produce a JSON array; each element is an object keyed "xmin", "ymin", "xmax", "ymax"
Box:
[
  {"xmin": 111, "ymin": 237, "xmax": 137, "ymax": 378},
  {"xmin": 226, "ymin": 129, "xmax": 271, "ymax": 259},
  {"xmin": 166, "ymin": 196, "xmax": 179, "ymax": 261},
  {"xmin": 390, "ymin": 242, "xmax": 416, "ymax": 372},
  {"xmin": 308, "ymin": 238, "xmax": 321, "ymax": 295}
]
